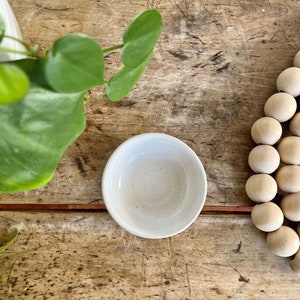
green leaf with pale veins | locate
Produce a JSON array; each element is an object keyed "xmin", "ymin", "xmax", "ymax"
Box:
[{"xmin": 0, "ymin": 59, "xmax": 86, "ymax": 193}]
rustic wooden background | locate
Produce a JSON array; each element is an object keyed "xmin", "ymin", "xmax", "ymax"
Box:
[{"xmin": 1, "ymin": 0, "xmax": 300, "ymax": 299}]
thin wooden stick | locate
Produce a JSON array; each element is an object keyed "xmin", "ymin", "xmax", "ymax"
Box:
[
  {"xmin": 0, "ymin": 203, "xmax": 106, "ymax": 211},
  {"xmin": 202, "ymin": 205, "xmax": 252, "ymax": 213},
  {"xmin": 0, "ymin": 203, "xmax": 252, "ymax": 213}
]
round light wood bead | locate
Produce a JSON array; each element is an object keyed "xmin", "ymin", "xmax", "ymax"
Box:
[
  {"xmin": 281, "ymin": 192, "xmax": 300, "ymax": 222},
  {"xmin": 289, "ymin": 249, "xmax": 300, "ymax": 275},
  {"xmin": 277, "ymin": 136, "xmax": 300, "ymax": 165},
  {"xmin": 267, "ymin": 226, "xmax": 300, "ymax": 257},
  {"xmin": 251, "ymin": 202, "xmax": 284, "ymax": 232},
  {"xmin": 264, "ymin": 92, "xmax": 297, "ymax": 122},
  {"xmin": 251, "ymin": 117, "xmax": 282, "ymax": 145},
  {"xmin": 289, "ymin": 113, "xmax": 300, "ymax": 136},
  {"xmin": 294, "ymin": 50, "xmax": 300, "ymax": 68},
  {"xmin": 247, "ymin": 51, "xmax": 300, "ymax": 271},
  {"xmin": 276, "ymin": 67, "xmax": 300, "ymax": 98},
  {"xmin": 276, "ymin": 165, "xmax": 300, "ymax": 193},
  {"xmin": 245, "ymin": 174, "xmax": 277, "ymax": 203},
  {"xmin": 248, "ymin": 145, "xmax": 280, "ymax": 174}
]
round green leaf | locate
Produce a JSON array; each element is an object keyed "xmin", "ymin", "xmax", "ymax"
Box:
[
  {"xmin": 44, "ymin": 34, "xmax": 105, "ymax": 93},
  {"xmin": 122, "ymin": 9, "xmax": 162, "ymax": 68},
  {"xmin": 0, "ymin": 63, "xmax": 29, "ymax": 105}
]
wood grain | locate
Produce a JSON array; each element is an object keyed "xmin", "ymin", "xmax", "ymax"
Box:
[
  {"xmin": 1, "ymin": 0, "xmax": 299, "ymax": 206},
  {"xmin": 1, "ymin": 1, "xmax": 300, "ymax": 298},
  {"xmin": 0, "ymin": 211, "xmax": 299, "ymax": 300}
]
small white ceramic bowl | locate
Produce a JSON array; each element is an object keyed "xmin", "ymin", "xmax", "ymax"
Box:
[{"xmin": 102, "ymin": 133, "xmax": 207, "ymax": 238}]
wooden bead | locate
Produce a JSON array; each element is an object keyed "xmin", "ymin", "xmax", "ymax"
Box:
[
  {"xmin": 289, "ymin": 113, "xmax": 300, "ymax": 136},
  {"xmin": 248, "ymin": 145, "xmax": 280, "ymax": 174},
  {"xmin": 276, "ymin": 67, "xmax": 300, "ymax": 98},
  {"xmin": 281, "ymin": 192, "xmax": 300, "ymax": 222},
  {"xmin": 294, "ymin": 50, "xmax": 300, "ymax": 68},
  {"xmin": 277, "ymin": 136, "xmax": 300, "ymax": 165},
  {"xmin": 247, "ymin": 51, "xmax": 300, "ymax": 271},
  {"xmin": 251, "ymin": 117, "xmax": 282, "ymax": 145},
  {"xmin": 276, "ymin": 165, "xmax": 300, "ymax": 193},
  {"xmin": 267, "ymin": 226, "xmax": 300, "ymax": 257},
  {"xmin": 251, "ymin": 202, "xmax": 284, "ymax": 232},
  {"xmin": 264, "ymin": 92, "xmax": 297, "ymax": 122},
  {"xmin": 289, "ymin": 249, "xmax": 300, "ymax": 275},
  {"xmin": 245, "ymin": 174, "xmax": 277, "ymax": 203}
]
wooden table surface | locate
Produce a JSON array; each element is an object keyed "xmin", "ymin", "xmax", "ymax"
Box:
[{"xmin": 1, "ymin": 0, "xmax": 300, "ymax": 299}]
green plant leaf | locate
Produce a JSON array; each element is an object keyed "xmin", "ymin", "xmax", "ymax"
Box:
[
  {"xmin": 44, "ymin": 33, "xmax": 105, "ymax": 93},
  {"xmin": 0, "ymin": 230, "xmax": 18, "ymax": 254},
  {"xmin": 106, "ymin": 52, "xmax": 152, "ymax": 101},
  {"xmin": 0, "ymin": 63, "xmax": 29, "ymax": 105},
  {"xmin": 0, "ymin": 87, "xmax": 86, "ymax": 193},
  {"xmin": 13, "ymin": 58, "xmax": 49, "ymax": 88},
  {"xmin": 122, "ymin": 9, "xmax": 162, "ymax": 68},
  {"xmin": 0, "ymin": 15, "xmax": 5, "ymax": 43},
  {"xmin": 0, "ymin": 10, "xmax": 163, "ymax": 193},
  {"xmin": 0, "ymin": 60, "xmax": 86, "ymax": 193},
  {"xmin": 106, "ymin": 10, "xmax": 162, "ymax": 101}
]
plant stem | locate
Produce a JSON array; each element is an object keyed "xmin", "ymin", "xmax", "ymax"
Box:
[
  {"xmin": 0, "ymin": 230, "xmax": 18, "ymax": 254},
  {"xmin": 0, "ymin": 274, "xmax": 8, "ymax": 281},
  {"xmin": 4, "ymin": 34, "xmax": 29, "ymax": 50},
  {"xmin": 0, "ymin": 46, "xmax": 40, "ymax": 59},
  {"xmin": 0, "ymin": 46, "xmax": 28, "ymax": 56},
  {"xmin": 103, "ymin": 44, "xmax": 124, "ymax": 53},
  {"xmin": 1, "ymin": 35, "xmax": 40, "ymax": 58}
]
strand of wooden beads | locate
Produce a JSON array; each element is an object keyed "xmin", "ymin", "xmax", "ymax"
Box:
[{"xmin": 246, "ymin": 50, "xmax": 300, "ymax": 274}]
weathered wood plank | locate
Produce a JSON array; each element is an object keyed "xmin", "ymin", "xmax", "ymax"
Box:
[
  {"xmin": 0, "ymin": 212, "xmax": 299, "ymax": 299},
  {"xmin": 0, "ymin": 0, "xmax": 299, "ymax": 206}
]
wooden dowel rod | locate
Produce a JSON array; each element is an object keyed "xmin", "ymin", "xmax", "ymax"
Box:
[
  {"xmin": 0, "ymin": 203, "xmax": 252, "ymax": 213},
  {"xmin": 202, "ymin": 205, "xmax": 252, "ymax": 213},
  {"xmin": 0, "ymin": 203, "xmax": 106, "ymax": 211}
]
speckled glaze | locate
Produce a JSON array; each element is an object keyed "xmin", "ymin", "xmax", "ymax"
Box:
[{"xmin": 102, "ymin": 133, "xmax": 207, "ymax": 239}]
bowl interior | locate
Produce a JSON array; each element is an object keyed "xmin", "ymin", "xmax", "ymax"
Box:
[{"xmin": 102, "ymin": 133, "xmax": 207, "ymax": 238}]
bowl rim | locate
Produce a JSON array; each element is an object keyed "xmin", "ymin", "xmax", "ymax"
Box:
[{"xmin": 102, "ymin": 132, "xmax": 207, "ymax": 239}]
